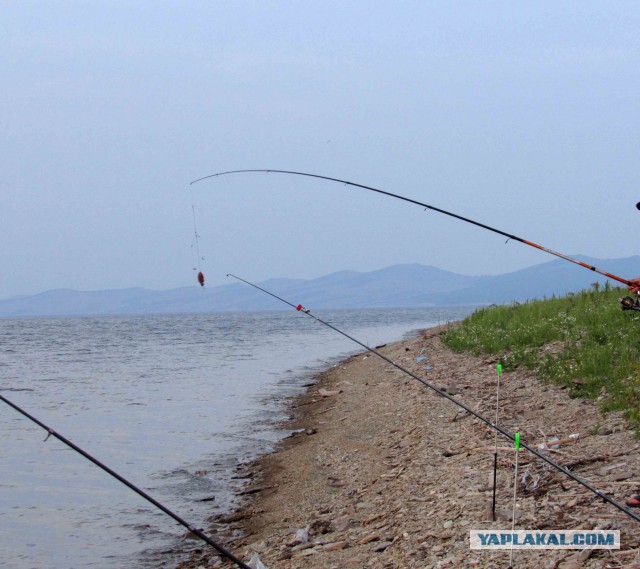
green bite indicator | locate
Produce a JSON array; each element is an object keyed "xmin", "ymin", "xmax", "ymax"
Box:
[
  {"xmin": 497, "ymin": 363, "xmax": 502, "ymax": 377},
  {"xmin": 515, "ymin": 432, "xmax": 520, "ymax": 451}
]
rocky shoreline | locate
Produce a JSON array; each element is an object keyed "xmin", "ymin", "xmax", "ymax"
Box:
[{"xmin": 175, "ymin": 325, "xmax": 640, "ymax": 569}]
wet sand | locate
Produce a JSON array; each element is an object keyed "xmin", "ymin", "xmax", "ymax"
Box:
[{"xmin": 175, "ymin": 325, "xmax": 640, "ymax": 569}]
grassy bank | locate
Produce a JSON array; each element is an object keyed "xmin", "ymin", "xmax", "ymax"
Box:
[{"xmin": 442, "ymin": 285, "xmax": 640, "ymax": 432}]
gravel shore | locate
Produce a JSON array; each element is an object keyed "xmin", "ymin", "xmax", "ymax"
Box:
[{"xmin": 176, "ymin": 325, "xmax": 640, "ymax": 569}]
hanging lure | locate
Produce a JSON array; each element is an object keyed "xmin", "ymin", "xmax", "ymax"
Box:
[{"xmin": 190, "ymin": 186, "xmax": 205, "ymax": 287}]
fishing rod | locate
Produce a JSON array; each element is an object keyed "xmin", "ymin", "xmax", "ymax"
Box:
[
  {"xmin": 227, "ymin": 273, "xmax": 640, "ymax": 524},
  {"xmin": 191, "ymin": 169, "xmax": 636, "ymax": 291},
  {"xmin": 0, "ymin": 393, "xmax": 252, "ymax": 569}
]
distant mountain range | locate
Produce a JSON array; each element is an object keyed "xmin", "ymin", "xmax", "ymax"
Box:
[{"xmin": 1, "ymin": 255, "xmax": 638, "ymax": 317}]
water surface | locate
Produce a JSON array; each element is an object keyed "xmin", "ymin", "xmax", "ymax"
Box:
[{"xmin": 0, "ymin": 307, "xmax": 473, "ymax": 568}]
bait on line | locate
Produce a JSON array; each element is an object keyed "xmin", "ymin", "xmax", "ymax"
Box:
[
  {"xmin": 189, "ymin": 183, "xmax": 206, "ymax": 287},
  {"xmin": 191, "ymin": 169, "xmax": 640, "ymax": 308},
  {"xmin": 226, "ymin": 272, "xmax": 640, "ymax": 525}
]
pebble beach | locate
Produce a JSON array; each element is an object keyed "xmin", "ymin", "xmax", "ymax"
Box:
[{"xmin": 175, "ymin": 325, "xmax": 640, "ymax": 569}]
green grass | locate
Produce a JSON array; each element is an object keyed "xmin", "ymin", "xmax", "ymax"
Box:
[{"xmin": 441, "ymin": 284, "xmax": 640, "ymax": 432}]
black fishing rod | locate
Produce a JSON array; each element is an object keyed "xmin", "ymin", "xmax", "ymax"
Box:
[
  {"xmin": 191, "ymin": 169, "xmax": 635, "ymax": 290},
  {"xmin": 227, "ymin": 273, "xmax": 640, "ymax": 524},
  {"xmin": 0, "ymin": 393, "xmax": 252, "ymax": 569}
]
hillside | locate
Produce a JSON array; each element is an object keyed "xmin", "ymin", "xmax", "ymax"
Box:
[{"xmin": 0, "ymin": 255, "xmax": 638, "ymax": 317}]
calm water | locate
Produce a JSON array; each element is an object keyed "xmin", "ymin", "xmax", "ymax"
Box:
[{"xmin": 0, "ymin": 307, "xmax": 473, "ymax": 569}]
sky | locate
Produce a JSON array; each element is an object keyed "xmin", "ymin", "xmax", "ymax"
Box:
[{"xmin": 2, "ymin": 1, "xmax": 639, "ymax": 299}]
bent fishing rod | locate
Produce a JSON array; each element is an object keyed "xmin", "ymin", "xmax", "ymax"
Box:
[
  {"xmin": 192, "ymin": 169, "xmax": 635, "ymax": 290},
  {"xmin": 227, "ymin": 273, "xmax": 640, "ymax": 524},
  {"xmin": 0, "ymin": 393, "xmax": 252, "ymax": 569}
]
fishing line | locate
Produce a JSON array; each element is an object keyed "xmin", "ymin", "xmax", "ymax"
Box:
[
  {"xmin": 0, "ymin": 393, "xmax": 252, "ymax": 569},
  {"xmin": 227, "ymin": 273, "xmax": 640, "ymax": 524},
  {"xmin": 189, "ymin": 185, "xmax": 205, "ymax": 287},
  {"xmin": 191, "ymin": 170, "xmax": 635, "ymax": 289}
]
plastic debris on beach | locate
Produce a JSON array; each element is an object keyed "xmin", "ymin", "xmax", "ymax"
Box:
[
  {"xmin": 248, "ymin": 553, "xmax": 267, "ymax": 569},
  {"xmin": 291, "ymin": 525, "xmax": 310, "ymax": 546},
  {"xmin": 416, "ymin": 356, "xmax": 426, "ymax": 363}
]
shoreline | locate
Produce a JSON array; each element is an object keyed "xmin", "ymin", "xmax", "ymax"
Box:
[{"xmin": 176, "ymin": 325, "xmax": 640, "ymax": 568}]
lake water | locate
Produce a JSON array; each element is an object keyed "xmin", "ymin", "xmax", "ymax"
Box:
[{"xmin": 0, "ymin": 307, "xmax": 473, "ymax": 568}]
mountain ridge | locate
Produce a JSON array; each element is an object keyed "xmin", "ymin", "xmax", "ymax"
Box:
[{"xmin": 1, "ymin": 255, "xmax": 638, "ymax": 317}]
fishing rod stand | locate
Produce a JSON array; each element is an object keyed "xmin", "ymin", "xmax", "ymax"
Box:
[{"xmin": 620, "ymin": 296, "xmax": 640, "ymax": 312}]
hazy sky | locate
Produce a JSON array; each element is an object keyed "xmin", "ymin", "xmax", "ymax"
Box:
[{"xmin": 2, "ymin": 1, "xmax": 639, "ymax": 299}]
